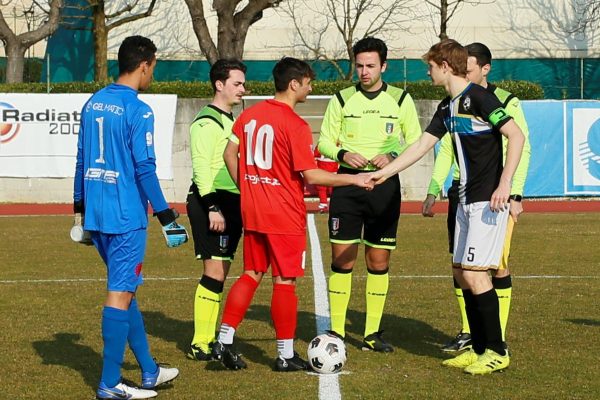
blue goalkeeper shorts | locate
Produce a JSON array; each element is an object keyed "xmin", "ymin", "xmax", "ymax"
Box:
[{"xmin": 92, "ymin": 228, "xmax": 147, "ymax": 292}]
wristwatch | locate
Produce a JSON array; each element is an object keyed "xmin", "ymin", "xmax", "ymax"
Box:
[
  {"xmin": 509, "ymin": 194, "xmax": 522, "ymax": 202},
  {"xmin": 208, "ymin": 205, "xmax": 221, "ymax": 213}
]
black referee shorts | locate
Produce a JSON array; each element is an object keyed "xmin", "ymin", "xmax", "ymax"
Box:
[
  {"xmin": 328, "ymin": 167, "xmax": 401, "ymax": 249},
  {"xmin": 186, "ymin": 186, "xmax": 242, "ymax": 261}
]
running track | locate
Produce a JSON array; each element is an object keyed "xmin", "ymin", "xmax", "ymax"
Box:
[{"xmin": 1, "ymin": 200, "xmax": 599, "ymax": 216}]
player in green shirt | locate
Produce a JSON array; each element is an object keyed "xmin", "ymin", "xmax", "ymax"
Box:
[
  {"xmin": 318, "ymin": 37, "xmax": 422, "ymax": 352},
  {"xmin": 186, "ymin": 59, "xmax": 246, "ymax": 361},
  {"xmin": 422, "ymin": 42, "xmax": 531, "ymax": 352}
]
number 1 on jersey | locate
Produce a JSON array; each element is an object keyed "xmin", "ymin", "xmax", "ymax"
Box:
[
  {"xmin": 95, "ymin": 117, "xmax": 105, "ymax": 164},
  {"xmin": 244, "ymin": 119, "xmax": 274, "ymax": 170}
]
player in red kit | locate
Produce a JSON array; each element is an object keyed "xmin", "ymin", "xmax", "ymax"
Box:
[
  {"xmin": 314, "ymin": 147, "xmax": 339, "ymax": 212},
  {"xmin": 217, "ymin": 57, "xmax": 373, "ymax": 371}
]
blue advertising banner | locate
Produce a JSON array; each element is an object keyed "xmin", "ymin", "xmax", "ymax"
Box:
[
  {"xmin": 522, "ymin": 100, "xmax": 600, "ymax": 197},
  {"xmin": 565, "ymin": 102, "xmax": 600, "ymax": 195},
  {"xmin": 438, "ymin": 100, "xmax": 600, "ymax": 197},
  {"xmin": 521, "ymin": 101, "xmax": 566, "ymax": 197}
]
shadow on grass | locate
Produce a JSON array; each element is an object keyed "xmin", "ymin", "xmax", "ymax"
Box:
[
  {"xmin": 32, "ymin": 332, "xmax": 138, "ymax": 391},
  {"xmin": 143, "ymin": 311, "xmax": 192, "ymax": 356},
  {"xmin": 242, "ymin": 304, "xmax": 449, "ymax": 359},
  {"xmin": 565, "ymin": 318, "xmax": 600, "ymax": 327},
  {"xmin": 337, "ymin": 309, "xmax": 450, "ymax": 359},
  {"xmin": 143, "ymin": 302, "xmax": 451, "ymax": 369},
  {"xmin": 143, "ymin": 309, "xmax": 273, "ymax": 369}
]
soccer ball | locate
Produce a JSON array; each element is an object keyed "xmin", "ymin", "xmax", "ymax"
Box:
[{"xmin": 307, "ymin": 332, "xmax": 347, "ymax": 374}]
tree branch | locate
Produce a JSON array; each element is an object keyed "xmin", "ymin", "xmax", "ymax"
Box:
[{"xmin": 107, "ymin": 0, "xmax": 157, "ymax": 30}]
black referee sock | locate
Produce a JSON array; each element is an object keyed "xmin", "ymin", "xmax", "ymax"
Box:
[{"xmin": 474, "ymin": 289, "xmax": 505, "ymax": 356}]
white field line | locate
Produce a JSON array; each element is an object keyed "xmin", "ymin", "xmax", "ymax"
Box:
[
  {"xmin": 307, "ymin": 214, "xmax": 342, "ymax": 400},
  {"xmin": 1, "ymin": 275, "xmax": 598, "ymax": 285}
]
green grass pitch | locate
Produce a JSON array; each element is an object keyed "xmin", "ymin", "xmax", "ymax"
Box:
[{"xmin": 0, "ymin": 213, "xmax": 599, "ymax": 399}]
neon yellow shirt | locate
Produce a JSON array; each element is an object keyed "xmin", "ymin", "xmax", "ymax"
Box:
[
  {"xmin": 189, "ymin": 104, "xmax": 239, "ymax": 195},
  {"xmin": 318, "ymin": 83, "xmax": 422, "ymax": 171}
]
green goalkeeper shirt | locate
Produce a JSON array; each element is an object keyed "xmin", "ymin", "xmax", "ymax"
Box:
[
  {"xmin": 189, "ymin": 104, "xmax": 239, "ymax": 196},
  {"xmin": 318, "ymin": 83, "xmax": 422, "ymax": 171},
  {"xmin": 427, "ymin": 83, "xmax": 531, "ymax": 197}
]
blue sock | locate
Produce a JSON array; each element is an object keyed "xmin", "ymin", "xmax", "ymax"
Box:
[
  {"xmin": 128, "ymin": 299, "xmax": 157, "ymax": 374},
  {"xmin": 101, "ymin": 307, "xmax": 129, "ymax": 388}
]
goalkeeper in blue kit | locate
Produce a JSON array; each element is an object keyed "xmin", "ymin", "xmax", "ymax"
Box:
[{"xmin": 73, "ymin": 36, "xmax": 187, "ymax": 399}]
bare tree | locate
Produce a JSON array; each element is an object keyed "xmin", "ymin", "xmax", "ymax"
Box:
[
  {"xmin": 425, "ymin": 0, "xmax": 494, "ymax": 40},
  {"xmin": 0, "ymin": 0, "xmax": 63, "ymax": 83},
  {"xmin": 279, "ymin": 0, "xmax": 417, "ymax": 80},
  {"xmin": 570, "ymin": 0, "xmax": 600, "ymax": 33},
  {"xmin": 63, "ymin": 0, "xmax": 157, "ymax": 81},
  {"xmin": 497, "ymin": 0, "xmax": 599, "ymax": 98},
  {"xmin": 183, "ymin": 0, "xmax": 284, "ymax": 65}
]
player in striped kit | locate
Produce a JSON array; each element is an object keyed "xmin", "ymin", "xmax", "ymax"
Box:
[{"xmin": 368, "ymin": 39, "xmax": 525, "ymax": 375}]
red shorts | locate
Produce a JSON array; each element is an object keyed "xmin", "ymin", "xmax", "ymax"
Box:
[
  {"xmin": 243, "ymin": 231, "xmax": 306, "ymax": 278},
  {"xmin": 316, "ymin": 159, "xmax": 338, "ymax": 173}
]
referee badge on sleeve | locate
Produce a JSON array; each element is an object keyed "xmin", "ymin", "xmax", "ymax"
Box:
[{"xmin": 385, "ymin": 123, "xmax": 394, "ymax": 135}]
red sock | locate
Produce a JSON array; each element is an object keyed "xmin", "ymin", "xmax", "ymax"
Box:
[
  {"xmin": 221, "ymin": 274, "xmax": 259, "ymax": 329},
  {"xmin": 317, "ymin": 185, "xmax": 328, "ymax": 204},
  {"xmin": 271, "ymin": 284, "xmax": 297, "ymax": 340}
]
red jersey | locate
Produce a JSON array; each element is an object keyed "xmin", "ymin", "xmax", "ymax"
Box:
[{"xmin": 232, "ymin": 99, "xmax": 317, "ymax": 234}]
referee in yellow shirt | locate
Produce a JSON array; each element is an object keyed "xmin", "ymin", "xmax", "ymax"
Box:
[{"xmin": 318, "ymin": 37, "xmax": 422, "ymax": 352}]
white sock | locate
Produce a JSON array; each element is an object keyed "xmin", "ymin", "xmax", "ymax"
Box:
[
  {"xmin": 218, "ymin": 324, "xmax": 235, "ymax": 345},
  {"xmin": 277, "ymin": 339, "xmax": 294, "ymax": 359}
]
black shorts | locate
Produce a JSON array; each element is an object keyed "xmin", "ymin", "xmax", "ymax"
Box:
[
  {"xmin": 446, "ymin": 179, "xmax": 460, "ymax": 254},
  {"xmin": 328, "ymin": 167, "xmax": 401, "ymax": 249},
  {"xmin": 186, "ymin": 186, "xmax": 242, "ymax": 261}
]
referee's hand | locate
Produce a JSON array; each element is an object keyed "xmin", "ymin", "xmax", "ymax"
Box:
[
  {"xmin": 342, "ymin": 152, "xmax": 369, "ymax": 169},
  {"xmin": 422, "ymin": 194, "xmax": 436, "ymax": 217},
  {"xmin": 209, "ymin": 210, "xmax": 226, "ymax": 232},
  {"xmin": 370, "ymin": 154, "xmax": 393, "ymax": 169},
  {"xmin": 509, "ymin": 200, "xmax": 523, "ymax": 222}
]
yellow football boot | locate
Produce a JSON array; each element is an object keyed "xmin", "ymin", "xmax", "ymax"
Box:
[{"xmin": 463, "ymin": 349, "xmax": 510, "ymax": 375}]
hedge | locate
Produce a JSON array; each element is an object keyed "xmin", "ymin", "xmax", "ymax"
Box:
[{"xmin": 0, "ymin": 79, "xmax": 544, "ymax": 100}]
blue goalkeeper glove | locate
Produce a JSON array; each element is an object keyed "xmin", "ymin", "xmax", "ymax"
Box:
[{"xmin": 155, "ymin": 208, "xmax": 188, "ymax": 248}]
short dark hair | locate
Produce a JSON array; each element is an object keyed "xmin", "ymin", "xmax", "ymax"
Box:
[
  {"xmin": 466, "ymin": 42, "xmax": 492, "ymax": 67},
  {"xmin": 118, "ymin": 36, "xmax": 157, "ymax": 75},
  {"xmin": 209, "ymin": 59, "xmax": 247, "ymax": 92},
  {"xmin": 422, "ymin": 39, "xmax": 468, "ymax": 77},
  {"xmin": 352, "ymin": 37, "xmax": 387, "ymax": 64},
  {"xmin": 272, "ymin": 57, "xmax": 315, "ymax": 92}
]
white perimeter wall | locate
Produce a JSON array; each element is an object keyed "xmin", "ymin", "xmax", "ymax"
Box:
[{"xmin": 0, "ymin": 98, "xmax": 439, "ymax": 203}]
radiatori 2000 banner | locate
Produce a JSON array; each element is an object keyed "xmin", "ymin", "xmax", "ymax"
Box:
[{"xmin": 0, "ymin": 93, "xmax": 177, "ymax": 179}]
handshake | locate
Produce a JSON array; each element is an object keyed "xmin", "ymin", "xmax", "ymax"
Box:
[
  {"xmin": 350, "ymin": 170, "xmax": 389, "ymax": 191},
  {"xmin": 155, "ymin": 208, "xmax": 189, "ymax": 248}
]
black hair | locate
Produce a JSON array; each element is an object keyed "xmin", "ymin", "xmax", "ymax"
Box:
[
  {"xmin": 272, "ymin": 57, "xmax": 315, "ymax": 92},
  {"xmin": 465, "ymin": 42, "xmax": 492, "ymax": 67},
  {"xmin": 210, "ymin": 59, "xmax": 247, "ymax": 92},
  {"xmin": 118, "ymin": 35, "xmax": 157, "ymax": 75},
  {"xmin": 352, "ymin": 37, "xmax": 387, "ymax": 64}
]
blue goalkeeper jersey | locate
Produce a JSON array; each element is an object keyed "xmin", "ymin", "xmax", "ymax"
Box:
[{"xmin": 74, "ymin": 83, "xmax": 168, "ymax": 234}]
